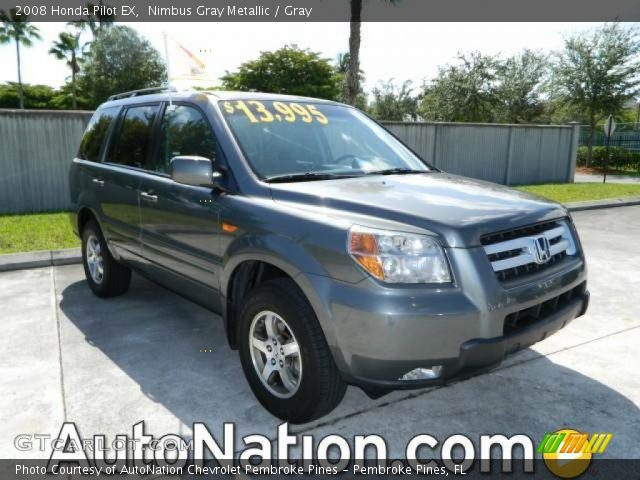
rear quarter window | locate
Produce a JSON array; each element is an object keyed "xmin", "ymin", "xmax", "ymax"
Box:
[{"xmin": 78, "ymin": 107, "xmax": 119, "ymax": 162}]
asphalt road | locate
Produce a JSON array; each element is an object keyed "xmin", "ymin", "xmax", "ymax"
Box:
[
  {"xmin": 1, "ymin": 206, "xmax": 639, "ymax": 461},
  {"xmin": 574, "ymin": 172, "xmax": 640, "ymax": 184}
]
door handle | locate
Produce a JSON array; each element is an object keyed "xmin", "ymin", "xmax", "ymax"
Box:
[
  {"xmin": 140, "ymin": 191, "xmax": 158, "ymax": 203},
  {"xmin": 92, "ymin": 178, "xmax": 105, "ymax": 187}
]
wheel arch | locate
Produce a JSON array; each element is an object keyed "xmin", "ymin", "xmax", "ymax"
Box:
[
  {"xmin": 222, "ymin": 256, "xmax": 305, "ymax": 349},
  {"xmin": 76, "ymin": 206, "xmax": 120, "ymax": 260},
  {"xmin": 77, "ymin": 206, "xmax": 99, "ymax": 234}
]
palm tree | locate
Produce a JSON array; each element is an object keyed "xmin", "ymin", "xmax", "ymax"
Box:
[
  {"xmin": 0, "ymin": 8, "xmax": 41, "ymax": 109},
  {"xmin": 346, "ymin": 0, "xmax": 397, "ymax": 106},
  {"xmin": 68, "ymin": 1, "xmax": 115, "ymax": 39},
  {"xmin": 49, "ymin": 31, "xmax": 82, "ymax": 109},
  {"xmin": 345, "ymin": 0, "xmax": 362, "ymax": 106}
]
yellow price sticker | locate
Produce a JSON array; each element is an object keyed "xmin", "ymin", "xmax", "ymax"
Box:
[{"xmin": 223, "ymin": 100, "xmax": 329, "ymax": 125}]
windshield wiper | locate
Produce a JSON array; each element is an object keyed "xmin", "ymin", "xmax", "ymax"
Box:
[
  {"xmin": 364, "ymin": 168, "xmax": 428, "ymax": 176},
  {"xmin": 266, "ymin": 168, "xmax": 428, "ymax": 183},
  {"xmin": 265, "ymin": 172, "xmax": 356, "ymax": 183}
]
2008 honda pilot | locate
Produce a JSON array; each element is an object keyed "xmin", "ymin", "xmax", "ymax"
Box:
[{"xmin": 69, "ymin": 88, "xmax": 589, "ymax": 423}]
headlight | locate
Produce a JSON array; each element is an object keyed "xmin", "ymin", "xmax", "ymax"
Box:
[{"xmin": 348, "ymin": 226, "xmax": 451, "ymax": 284}]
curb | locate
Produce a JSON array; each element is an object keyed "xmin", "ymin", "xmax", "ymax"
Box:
[
  {"xmin": 0, "ymin": 198, "xmax": 639, "ymax": 273},
  {"xmin": 565, "ymin": 196, "xmax": 640, "ymax": 212},
  {"xmin": 0, "ymin": 248, "xmax": 81, "ymax": 273}
]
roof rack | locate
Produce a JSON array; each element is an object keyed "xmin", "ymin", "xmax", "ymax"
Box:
[{"xmin": 107, "ymin": 85, "xmax": 177, "ymax": 101}]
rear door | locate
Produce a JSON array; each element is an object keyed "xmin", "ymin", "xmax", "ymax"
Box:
[
  {"xmin": 138, "ymin": 102, "xmax": 222, "ymax": 299},
  {"xmin": 73, "ymin": 105, "xmax": 120, "ymax": 219},
  {"xmin": 97, "ymin": 103, "xmax": 161, "ymax": 260}
]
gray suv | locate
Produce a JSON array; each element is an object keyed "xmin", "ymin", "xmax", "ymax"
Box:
[{"xmin": 69, "ymin": 88, "xmax": 589, "ymax": 423}]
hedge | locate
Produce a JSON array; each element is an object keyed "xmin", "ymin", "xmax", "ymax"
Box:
[{"xmin": 577, "ymin": 146, "xmax": 640, "ymax": 170}]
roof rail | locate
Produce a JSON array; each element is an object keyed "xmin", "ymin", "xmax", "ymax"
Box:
[{"xmin": 107, "ymin": 85, "xmax": 177, "ymax": 102}]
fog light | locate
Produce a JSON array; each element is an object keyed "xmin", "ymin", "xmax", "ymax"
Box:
[{"xmin": 399, "ymin": 366, "xmax": 443, "ymax": 381}]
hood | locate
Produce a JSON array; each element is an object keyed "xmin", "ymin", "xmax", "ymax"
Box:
[{"xmin": 269, "ymin": 172, "xmax": 567, "ymax": 247}]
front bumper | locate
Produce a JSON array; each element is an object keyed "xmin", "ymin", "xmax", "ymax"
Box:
[
  {"xmin": 299, "ymin": 245, "xmax": 588, "ymax": 393},
  {"xmin": 352, "ymin": 288, "xmax": 588, "ymax": 391}
]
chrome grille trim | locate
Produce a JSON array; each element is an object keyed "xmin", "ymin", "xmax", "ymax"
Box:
[{"xmin": 482, "ymin": 219, "xmax": 576, "ymax": 278}]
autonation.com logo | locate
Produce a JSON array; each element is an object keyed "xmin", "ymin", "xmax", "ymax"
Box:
[{"xmin": 13, "ymin": 423, "xmax": 612, "ymax": 477}]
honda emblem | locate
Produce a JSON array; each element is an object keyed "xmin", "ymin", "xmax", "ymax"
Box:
[{"xmin": 532, "ymin": 236, "xmax": 551, "ymax": 264}]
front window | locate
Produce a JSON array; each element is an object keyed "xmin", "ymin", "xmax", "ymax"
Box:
[
  {"xmin": 155, "ymin": 104, "xmax": 217, "ymax": 173},
  {"xmin": 219, "ymin": 100, "xmax": 430, "ymax": 181}
]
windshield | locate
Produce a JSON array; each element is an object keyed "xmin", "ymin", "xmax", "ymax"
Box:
[{"xmin": 218, "ymin": 100, "xmax": 430, "ymax": 181}]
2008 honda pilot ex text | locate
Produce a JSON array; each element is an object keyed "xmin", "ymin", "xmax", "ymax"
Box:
[{"xmin": 69, "ymin": 88, "xmax": 589, "ymax": 423}]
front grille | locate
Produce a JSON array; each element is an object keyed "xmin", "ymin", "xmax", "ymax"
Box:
[
  {"xmin": 481, "ymin": 219, "xmax": 577, "ymax": 282},
  {"xmin": 503, "ymin": 282, "xmax": 586, "ymax": 335}
]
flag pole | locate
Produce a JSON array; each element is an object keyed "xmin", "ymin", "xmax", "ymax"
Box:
[{"xmin": 163, "ymin": 31, "xmax": 173, "ymax": 106}]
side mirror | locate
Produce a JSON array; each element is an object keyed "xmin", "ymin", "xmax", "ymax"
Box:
[
  {"xmin": 170, "ymin": 155, "xmax": 216, "ymax": 187},
  {"xmin": 170, "ymin": 156, "xmax": 232, "ymax": 193}
]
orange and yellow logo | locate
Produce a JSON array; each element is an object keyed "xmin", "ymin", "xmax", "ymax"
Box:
[{"xmin": 538, "ymin": 429, "xmax": 612, "ymax": 478}]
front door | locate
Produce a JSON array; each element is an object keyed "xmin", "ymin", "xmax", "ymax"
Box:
[{"xmin": 139, "ymin": 103, "xmax": 222, "ymax": 305}]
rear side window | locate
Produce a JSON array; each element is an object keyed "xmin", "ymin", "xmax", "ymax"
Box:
[
  {"xmin": 108, "ymin": 104, "xmax": 159, "ymax": 168},
  {"xmin": 77, "ymin": 107, "xmax": 119, "ymax": 162},
  {"xmin": 155, "ymin": 104, "xmax": 217, "ymax": 173}
]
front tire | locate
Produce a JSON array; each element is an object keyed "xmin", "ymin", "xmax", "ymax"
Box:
[
  {"xmin": 81, "ymin": 219, "xmax": 131, "ymax": 298},
  {"xmin": 238, "ymin": 278, "xmax": 346, "ymax": 423}
]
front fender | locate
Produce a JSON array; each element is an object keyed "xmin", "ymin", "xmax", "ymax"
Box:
[
  {"xmin": 221, "ymin": 233, "xmax": 328, "ymax": 287},
  {"xmin": 220, "ymin": 233, "xmax": 347, "ymax": 353}
]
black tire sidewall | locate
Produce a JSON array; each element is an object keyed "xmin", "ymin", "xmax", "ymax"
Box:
[{"xmin": 238, "ymin": 282, "xmax": 328, "ymax": 422}]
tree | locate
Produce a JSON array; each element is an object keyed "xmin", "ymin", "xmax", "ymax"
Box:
[
  {"xmin": 221, "ymin": 45, "xmax": 342, "ymax": 100},
  {"xmin": 0, "ymin": 82, "xmax": 56, "ymax": 109},
  {"xmin": 419, "ymin": 50, "xmax": 548, "ymax": 124},
  {"xmin": 49, "ymin": 82, "xmax": 91, "ymax": 110},
  {"xmin": 0, "ymin": 82, "xmax": 91, "ymax": 110},
  {"xmin": 370, "ymin": 79, "xmax": 419, "ymax": 121},
  {"xmin": 345, "ymin": 0, "xmax": 398, "ymax": 106},
  {"xmin": 346, "ymin": 0, "xmax": 362, "ymax": 106},
  {"xmin": 551, "ymin": 23, "xmax": 640, "ymax": 165},
  {"xmin": 0, "ymin": 9, "xmax": 41, "ymax": 109},
  {"xmin": 419, "ymin": 52, "xmax": 499, "ymax": 122},
  {"xmin": 77, "ymin": 25, "xmax": 167, "ymax": 108},
  {"xmin": 494, "ymin": 50, "xmax": 547, "ymax": 123},
  {"xmin": 336, "ymin": 52, "xmax": 367, "ymax": 108},
  {"xmin": 49, "ymin": 31, "xmax": 82, "ymax": 109}
]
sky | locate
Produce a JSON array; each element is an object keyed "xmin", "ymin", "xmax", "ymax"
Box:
[{"xmin": 0, "ymin": 22, "xmax": 620, "ymax": 95}]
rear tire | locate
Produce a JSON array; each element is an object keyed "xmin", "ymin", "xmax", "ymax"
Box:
[
  {"xmin": 81, "ymin": 219, "xmax": 131, "ymax": 298},
  {"xmin": 238, "ymin": 278, "xmax": 346, "ymax": 423}
]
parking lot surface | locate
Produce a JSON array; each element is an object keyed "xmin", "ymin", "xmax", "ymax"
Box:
[{"xmin": 1, "ymin": 206, "xmax": 639, "ymax": 460}]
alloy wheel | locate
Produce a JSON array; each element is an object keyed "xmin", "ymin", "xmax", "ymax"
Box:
[
  {"xmin": 86, "ymin": 235, "xmax": 104, "ymax": 284},
  {"xmin": 249, "ymin": 310, "xmax": 302, "ymax": 399}
]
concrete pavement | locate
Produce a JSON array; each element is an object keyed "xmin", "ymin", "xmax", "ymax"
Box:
[{"xmin": 1, "ymin": 207, "xmax": 639, "ymax": 460}]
